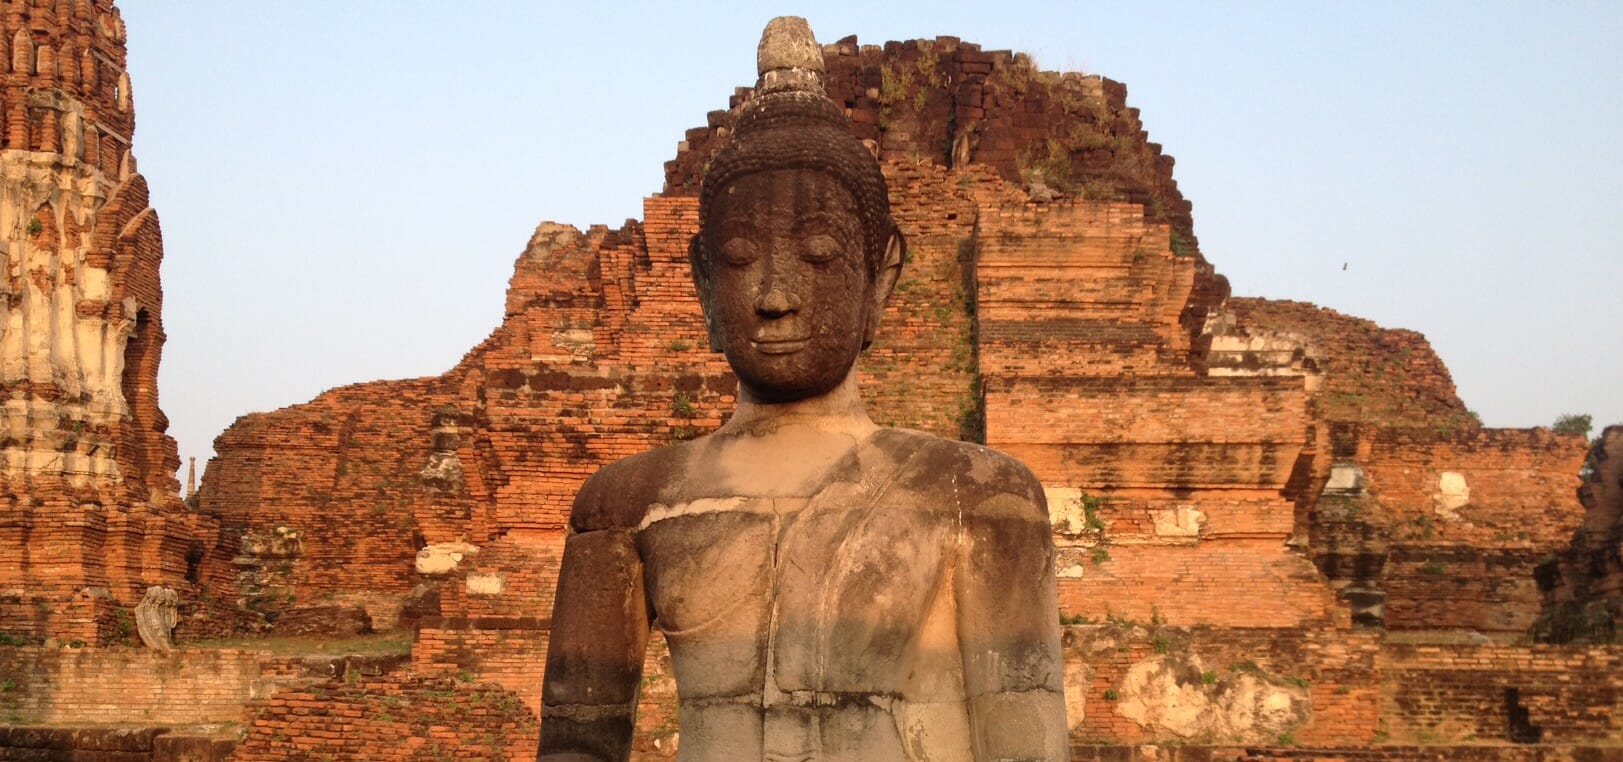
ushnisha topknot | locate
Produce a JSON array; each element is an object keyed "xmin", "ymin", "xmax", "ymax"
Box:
[{"xmin": 698, "ymin": 16, "xmax": 897, "ymax": 278}]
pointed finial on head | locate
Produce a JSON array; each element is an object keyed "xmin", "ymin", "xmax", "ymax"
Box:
[{"xmin": 756, "ymin": 16, "xmax": 824, "ymax": 95}]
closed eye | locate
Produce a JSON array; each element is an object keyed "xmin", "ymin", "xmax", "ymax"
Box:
[
  {"xmin": 721, "ymin": 238, "xmax": 759, "ymax": 266},
  {"xmin": 801, "ymin": 234, "xmax": 841, "ymax": 263}
]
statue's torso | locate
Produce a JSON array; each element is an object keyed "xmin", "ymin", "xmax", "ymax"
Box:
[{"xmin": 634, "ymin": 429, "xmax": 978, "ymax": 761}]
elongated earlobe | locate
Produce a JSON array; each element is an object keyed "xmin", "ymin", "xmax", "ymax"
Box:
[
  {"xmin": 688, "ymin": 235, "xmax": 724, "ymax": 352},
  {"xmin": 863, "ymin": 229, "xmax": 905, "ymax": 348}
]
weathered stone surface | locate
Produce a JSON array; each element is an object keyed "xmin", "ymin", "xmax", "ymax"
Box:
[
  {"xmin": 757, "ymin": 16, "xmax": 823, "ymax": 74},
  {"xmin": 0, "ymin": 0, "xmax": 213, "ymax": 647},
  {"xmin": 1115, "ymin": 654, "xmax": 1310, "ymax": 741},
  {"xmin": 414, "ymin": 540, "xmax": 478, "ymax": 575},
  {"xmin": 168, "ymin": 12, "xmax": 1601, "ymax": 758},
  {"xmin": 132, "ymin": 585, "xmax": 177, "ymax": 650},
  {"xmin": 540, "ymin": 18, "xmax": 1066, "ymax": 760}
]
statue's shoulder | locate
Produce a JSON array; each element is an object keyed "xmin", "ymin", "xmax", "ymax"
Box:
[
  {"xmin": 570, "ymin": 441, "xmax": 697, "ymax": 532},
  {"xmin": 873, "ymin": 428, "xmax": 1047, "ymax": 515}
]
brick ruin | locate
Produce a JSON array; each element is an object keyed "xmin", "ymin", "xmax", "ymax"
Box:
[
  {"xmin": 1536, "ymin": 424, "xmax": 1623, "ymax": 643},
  {"xmin": 3, "ymin": 18, "xmax": 1621, "ymax": 762},
  {"xmin": 0, "ymin": 0, "xmax": 210, "ymax": 648}
]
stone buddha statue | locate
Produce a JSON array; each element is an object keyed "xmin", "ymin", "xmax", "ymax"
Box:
[{"xmin": 539, "ymin": 17, "xmax": 1067, "ymax": 761}]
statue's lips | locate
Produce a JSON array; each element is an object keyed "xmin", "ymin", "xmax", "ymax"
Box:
[{"xmin": 750, "ymin": 337, "xmax": 811, "ymax": 355}]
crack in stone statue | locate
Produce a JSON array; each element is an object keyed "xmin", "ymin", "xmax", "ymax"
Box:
[{"xmin": 539, "ymin": 17, "xmax": 1067, "ymax": 761}]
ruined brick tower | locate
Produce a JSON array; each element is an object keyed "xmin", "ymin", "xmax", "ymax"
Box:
[{"xmin": 0, "ymin": 0, "xmax": 202, "ymax": 644}]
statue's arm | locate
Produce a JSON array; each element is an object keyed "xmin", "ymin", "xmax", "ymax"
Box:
[
  {"xmin": 538, "ymin": 468, "xmax": 651, "ymax": 762},
  {"xmin": 954, "ymin": 465, "xmax": 1069, "ymax": 761}
]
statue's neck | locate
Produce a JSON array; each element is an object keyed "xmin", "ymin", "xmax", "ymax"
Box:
[{"xmin": 721, "ymin": 368, "xmax": 877, "ymax": 440}]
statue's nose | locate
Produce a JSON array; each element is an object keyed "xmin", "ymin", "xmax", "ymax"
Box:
[
  {"xmin": 756, "ymin": 249, "xmax": 803, "ymax": 317},
  {"xmin": 756, "ymin": 285, "xmax": 798, "ymax": 317}
]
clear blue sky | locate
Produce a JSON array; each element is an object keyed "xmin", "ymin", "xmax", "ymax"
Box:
[{"xmin": 116, "ymin": 2, "xmax": 1623, "ymax": 477}]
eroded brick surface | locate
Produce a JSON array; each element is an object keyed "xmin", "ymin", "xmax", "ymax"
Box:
[
  {"xmin": 0, "ymin": 0, "xmax": 214, "ymax": 646},
  {"xmin": 2, "ymin": 18, "xmax": 1612, "ymax": 762}
]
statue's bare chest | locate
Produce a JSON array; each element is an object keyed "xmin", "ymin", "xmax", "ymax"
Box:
[{"xmin": 636, "ymin": 483, "xmax": 957, "ymax": 699}]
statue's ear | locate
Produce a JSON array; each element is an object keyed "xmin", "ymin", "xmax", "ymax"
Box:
[
  {"xmin": 688, "ymin": 234, "xmax": 723, "ymax": 352},
  {"xmin": 863, "ymin": 227, "xmax": 905, "ymax": 348}
]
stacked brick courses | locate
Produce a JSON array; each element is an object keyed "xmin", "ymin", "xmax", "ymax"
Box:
[
  {"xmin": 1367, "ymin": 429, "xmax": 1588, "ymax": 632},
  {"xmin": 1223, "ymin": 300, "xmax": 1589, "ymax": 634},
  {"xmin": 196, "ymin": 376, "xmax": 474, "ymax": 628},
  {"xmin": 1063, "ymin": 624, "xmax": 1382, "ymax": 746},
  {"xmin": 1379, "ymin": 641, "xmax": 1623, "ymax": 745},
  {"xmin": 0, "ymin": 647, "xmax": 274, "ymax": 724},
  {"xmin": 134, "ymin": 26, "xmax": 1603, "ymax": 760},
  {"xmin": 1537, "ymin": 425, "xmax": 1623, "ymax": 642},
  {"xmin": 973, "ymin": 197, "xmax": 1334, "ymax": 628},
  {"xmin": 410, "ymin": 618, "xmax": 681, "ymax": 753},
  {"xmin": 1225, "ymin": 299, "xmax": 1469, "ymax": 431},
  {"xmin": 230, "ymin": 676, "xmax": 537, "ymax": 762},
  {"xmin": 0, "ymin": 0, "xmax": 212, "ymax": 645}
]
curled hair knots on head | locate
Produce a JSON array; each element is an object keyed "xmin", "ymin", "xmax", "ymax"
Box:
[{"xmin": 698, "ymin": 89, "xmax": 896, "ymax": 278}]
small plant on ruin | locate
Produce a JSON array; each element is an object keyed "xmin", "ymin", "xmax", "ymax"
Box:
[
  {"xmin": 1058, "ymin": 611, "xmax": 1092, "ymax": 625},
  {"xmin": 1102, "ymin": 689, "xmax": 1119, "ymax": 701},
  {"xmin": 1276, "ymin": 732, "xmax": 1298, "ymax": 746},
  {"xmin": 1552, "ymin": 413, "xmax": 1592, "ymax": 437},
  {"xmin": 1420, "ymin": 560, "xmax": 1446, "ymax": 575},
  {"xmin": 665, "ymin": 339, "xmax": 692, "ymax": 353},
  {"xmin": 1150, "ymin": 635, "xmax": 1171, "ymax": 654},
  {"xmin": 1016, "ymin": 139, "xmax": 1078, "ymax": 195},
  {"xmin": 1104, "ymin": 612, "xmax": 1137, "ymax": 627},
  {"xmin": 1201, "ymin": 670, "xmax": 1218, "ymax": 685},
  {"xmin": 670, "ymin": 393, "xmax": 697, "ymax": 419},
  {"xmin": 112, "ymin": 607, "xmax": 135, "ymax": 641},
  {"xmin": 1, "ymin": 678, "xmax": 16, "ymax": 692},
  {"xmin": 1228, "ymin": 659, "xmax": 1262, "ymax": 675},
  {"xmin": 1090, "ymin": 547, "xmax": 1111, "ymax": 566},
  {"xmin": 1285, "ymin": 675, "xmax": 1311, "ymax": 689},
  {"xmin": 1169, "ymin": 230, "xmax": 1197, "ymax": 257},
  {"xmin": 1081, "ymin": 493, "xmax": 1106, "ymax": 532},
  {"xmin": 26, "ymin": 218, "xmax": 41, "ymax": 235},
  {"xmin": 671, "ymin": 425, "xmax": 698, "ymax": 443}
]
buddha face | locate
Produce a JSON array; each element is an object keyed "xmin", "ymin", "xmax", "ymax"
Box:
[{"xmin": 701, "ymin": 169, "xmax": 883, "ymax": 402}]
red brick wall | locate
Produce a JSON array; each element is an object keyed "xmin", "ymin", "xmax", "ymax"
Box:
[
  {"xmin": 231, "ymin": 676, "xmax": 538, "ymax": 762},
  {"xmin": 0, "ymin": 647, "xmax": 270, "ymax": 724},
  {"xmin": 410, "ymin": 619, "xmax": 680, "ymax": 754},
  {"xmin": 1365, "ymin": 430, "xmax": 1587, "ymax": 632},
  {"xmin": 1380, "ymin": 641, "xmax": 1623, "ymax": 744},
  {"xmin": 1537, "ymin": 424, "xmax": 1623, "ymax": 642},
  {"xmin": 1225, "ymin": 299, "xmax": 1591, "ymax": 634},
  {"xmin": 179, "ymin": 27, "xmax": 1607, "ymax": 756},
  {"xmin": 1226, "ymin": 298, "xmax": 1469, "ymax": 432},
  {"xmin": 0, "ymin": 0, "xmax": 208, "ymax": 643},
  {"xmin": 1066, "ymin": 625, "xmax": 1381, "ymax": 746}
]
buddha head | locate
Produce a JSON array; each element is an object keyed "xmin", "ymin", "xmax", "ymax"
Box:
[{"xmin": 691, "ymin": 17, "xmax": 904, "ymax": 403}]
